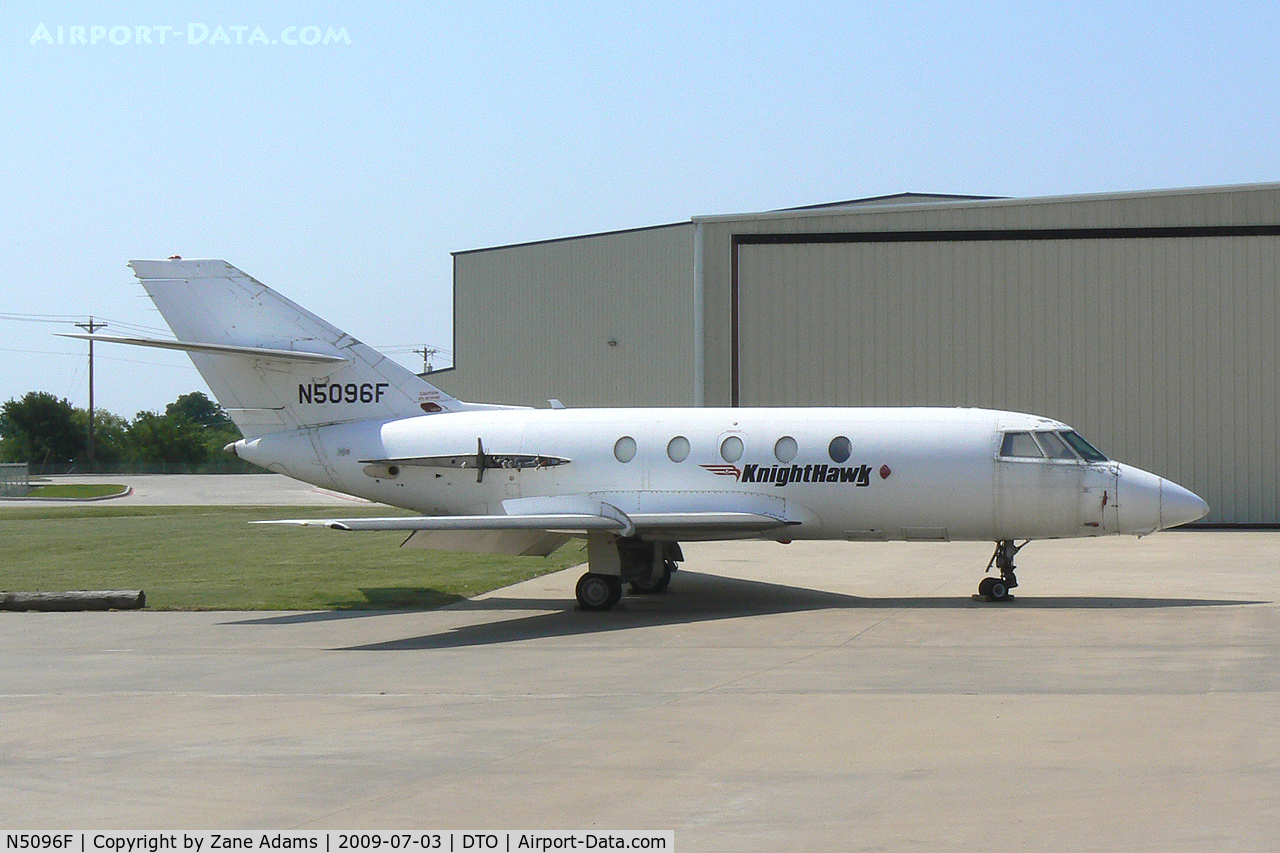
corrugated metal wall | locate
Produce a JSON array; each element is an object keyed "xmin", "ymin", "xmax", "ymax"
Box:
[
  {"xmin": 732, "ymin": 234, "xmax": 1278, "ymax": 523},
  {"xmin": 433, "ymin": 223, "xmax": 697, "ymax": 408}
]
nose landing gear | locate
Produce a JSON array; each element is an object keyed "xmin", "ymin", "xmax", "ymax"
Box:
[{"xmin": 979, "ymin": 539, "xmax": 1026, "ymax": 602}]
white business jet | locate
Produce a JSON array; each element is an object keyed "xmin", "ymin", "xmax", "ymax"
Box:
[{"xmin": 72, "ymin": 259, "xmax": 1209, "ymax": 610}]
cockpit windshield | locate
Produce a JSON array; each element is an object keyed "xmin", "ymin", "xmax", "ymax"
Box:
[
  {"xmin": 1000, "ymin": 431, "xmax": 1043, "ymax": 458},
  {"xmin": 1060, "ymin": 430, "xmax": 1109, "ymax": 462},
  {"xmin": 999, "ymin": 429, "xmax": 1110, "ymax": 463},
  {"xmin": 1035, "ymin": 430, "xmax": 1076, "ymax": 459}
]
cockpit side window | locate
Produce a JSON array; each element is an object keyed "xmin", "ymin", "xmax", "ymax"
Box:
[
  {"xmin": 1035, "ymin": 431, "xmax": 1078, "ymax": 460},
  {"xmin": 1000, "ymin": 431, "xmax": 1044, "ymax": 458},
  {"xmin": 1061, "ymin": 430, "xmax": 1109, "ymax": 462}
]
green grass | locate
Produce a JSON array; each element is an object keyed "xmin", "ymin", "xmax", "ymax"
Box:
[
  {"xmin": 0, "ymin": 505, "xmax": 587, "ymax": 610},
  {"xmin": 24, "ymin": 483, "xmax": 130, "ymax": 499}
]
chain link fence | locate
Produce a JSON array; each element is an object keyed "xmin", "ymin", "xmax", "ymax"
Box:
[
  {"xmin": 0, "ymin": 463, "xmax": 31, "ymax": 496},
  {"xmin": 28, "ymin": 459, "xmax": 266, "ymax": 475}
]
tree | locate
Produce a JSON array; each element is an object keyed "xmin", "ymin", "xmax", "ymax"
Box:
[
  {"xmin": 0, "ymin": 392, "xmax": 86, "ymax": 467},
  {"xmin": 1, "ymin": 390, "xmax": 244, "ymax": 469},
  {"xmin": 125, "ymin": 411, "xmax": 213, "ymax": 464},
  {"xmin": 72, "ymin": 408, "xmax": 130, "ymax": 465},
  {"xmin": 164, "ymin": 391, "xmax": 240, "ymax": 459},
  {"xmin": 125, "ymin": 392, "xmax": 241, "ymax": 464},
  {"xmin": 166, "ymin": 391, "xmax": 234, "ymax": 430}
]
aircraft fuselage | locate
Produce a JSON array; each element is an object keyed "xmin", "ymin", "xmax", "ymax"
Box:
[{"xmin": 233, "ymin": 405, "xmax": 1201, "ymax": 543}]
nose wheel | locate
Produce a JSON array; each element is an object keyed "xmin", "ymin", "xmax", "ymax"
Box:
[{"xmin": 979, "ymin": 539, "xmax": 1025, "ymax": 602}]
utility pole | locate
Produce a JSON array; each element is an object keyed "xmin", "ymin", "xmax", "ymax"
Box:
[
  {"xmin": 413, "ymin": 345, "xmax": 438, "ymax": 374},
  {"xmin": 74, "ymin": 317, "xmax": 107, "ymax": 472}
]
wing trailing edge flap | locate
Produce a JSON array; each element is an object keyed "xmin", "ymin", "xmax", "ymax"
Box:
[
  {"xmin": 256, "ymin": 496, "xmax": 633, "ymax": 557},
  {"xmin": 591, "ymin": 490, "xmax": 808, "ymax": 540},
  {"xmin": 400, "ymin": 528, "xmax": 573, "ymax": 557}
]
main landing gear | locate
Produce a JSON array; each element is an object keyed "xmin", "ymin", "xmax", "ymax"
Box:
[
  {"xmin": 978, "ymin": 539, "xmax": 1026, "ymax": 602},
  {"xmin": 628, "ymin": 560, "xmax": 674, "ymax": 595},
  {"xmin": 575, "ymin": 572, "xmax": 623, "ymax": 611},
  {"xmin": 575, "ymin": 536, "xmax": 681, "ymax": 611}
]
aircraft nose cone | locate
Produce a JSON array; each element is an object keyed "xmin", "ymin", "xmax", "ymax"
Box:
[
  {"xmin": 1116, "ymin": 464, "xmax": 1209, "ymax": 534},
  {"xmin": 1160, "ymin": 479, "xmax": 1210, "ymax": 529}
]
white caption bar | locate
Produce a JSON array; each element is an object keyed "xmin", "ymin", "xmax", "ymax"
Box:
[{"xmin": 2, "ymin": 832, "xmax": 674, "ymax": 853}]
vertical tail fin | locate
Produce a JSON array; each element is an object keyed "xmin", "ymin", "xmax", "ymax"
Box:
[{"xmin": 128, "ymin": 259, "xmax": 468, "ymax": 437}]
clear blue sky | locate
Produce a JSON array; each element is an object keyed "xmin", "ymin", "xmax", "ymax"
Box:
[{"xmin": 3, "ymin": 1, "xmax": 1279, "ymax": 418}]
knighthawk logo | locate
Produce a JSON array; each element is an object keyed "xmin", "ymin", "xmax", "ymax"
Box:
[{"xmin": 701, "ymin": 462, "xmax": 873, "ymax": 487}]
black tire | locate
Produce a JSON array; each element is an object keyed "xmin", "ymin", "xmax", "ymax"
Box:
[
  {"xmin": 988, "ymin": 580, "xmax": 1009, "ymax": 601},
  {"xmin": 978, "ymin": 577, "xmax": 996, "ymax": 598},
  {"xmin": 576, "ymin": 573, "xmax": 617, "ymax": 611}
]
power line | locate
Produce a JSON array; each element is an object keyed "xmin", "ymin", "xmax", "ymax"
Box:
[
  {"xmin": 0, "ymin": 345, "xmax": 87, "ymax": 357},
  {"xmin": 0, "ymin": 311, "xmax": 174, "ymax": 337},
  {"xmin": 0, "ymin": 312, "xmax": 86, "ymax": 325},
  {"xmin": 0, "ymin": 345, "xmax": 199, "ymax": 370},
  {"xmin": 375, "ymin": 343, "xmax": 454, "ymax": 357}
]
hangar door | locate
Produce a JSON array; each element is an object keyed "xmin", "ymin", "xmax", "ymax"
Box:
[{"xmin": 731, "ymin": 228, "xmax": 1280, "ymax": 524}]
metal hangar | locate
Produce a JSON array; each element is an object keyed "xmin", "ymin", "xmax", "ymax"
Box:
[{"xmin": 432, "ymin": 184, "xmax": 1280, "ymax": 523}]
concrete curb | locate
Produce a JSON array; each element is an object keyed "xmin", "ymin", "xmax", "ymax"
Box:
[{"xmin": 0, "ymin": 485, "xmax": 133, "ymax": 502}]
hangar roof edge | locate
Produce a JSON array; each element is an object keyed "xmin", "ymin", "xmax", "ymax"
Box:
[
  {"xmin": 692, "ymin": 180, "xmax": 1280, "ymax": 225},
  {"xmin": 452, "ymin": 220, "xmax": 691, "ymax": 256},
  {"xmin": 451, "ymin": 181, "xmax": 1280, "ymax": 255},
  {"xmin": 775, "ymin": 192, "xmax": 1003, "ymax": 211}
]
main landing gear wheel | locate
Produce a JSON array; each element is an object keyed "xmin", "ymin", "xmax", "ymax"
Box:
[
  {"xmin": 978, "ymin": 539, "xmax": 1024, "ymax": 602},
  {"xmin": 576, "ymin": 572, "xmax": 623, "ymax": 611},
  {"xmin": 628, "ymin": 560, "xmax": 674, "ymax": 595}
]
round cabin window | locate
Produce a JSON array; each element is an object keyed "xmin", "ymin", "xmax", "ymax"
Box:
[
  {"xmin": 614, "ymin": 436, "xmax": 637, "ymax": 463},
  {"xmin": 774, "ymin": 436, "xmax": 798, "ymax": 463},
  {"xmin": 720, "ymin": 435, "xmax": 744, "ymax": 463},
  {"xmin": 667, "ymin": 435, "xmax": 690, "ymax": 463},
  {"xmin": 829, "ymin": 435, "xmax": 852, "ymax": 464}
]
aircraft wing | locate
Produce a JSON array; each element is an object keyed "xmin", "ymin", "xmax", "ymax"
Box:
[
  {"xmin": 260, "ymin": 512, "xmax": 630, "ymax": 533},
  {"xmin": 257, "ymin": 494, "xmax": 799, "ymax": 556}
]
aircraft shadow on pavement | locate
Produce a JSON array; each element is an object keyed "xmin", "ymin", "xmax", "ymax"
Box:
[
  {"xmin": 331, "ymin": 571, "xmax": 1259, "ymax": 651},
  {"xmin": 228, "ymin": 608, "xmax": 421, "ymax": 626},
  {"xmin": 227, "ymin": 588, "xmax": 466, "ymax": 626}
]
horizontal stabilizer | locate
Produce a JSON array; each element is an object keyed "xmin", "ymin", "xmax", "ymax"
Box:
[{"xmin": 59, "ymin": 333, "xmax": 348, "ymax": 364}]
